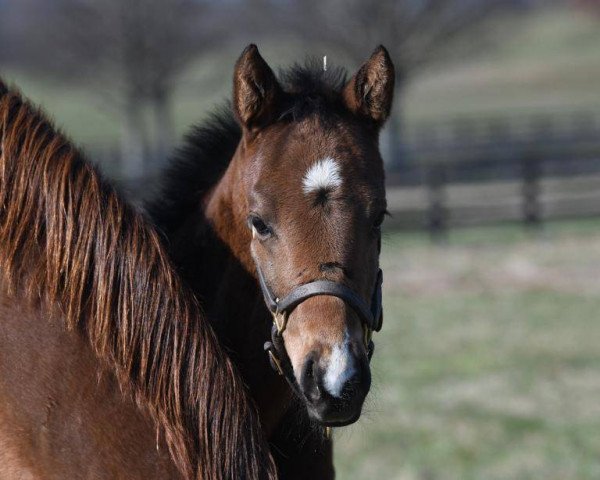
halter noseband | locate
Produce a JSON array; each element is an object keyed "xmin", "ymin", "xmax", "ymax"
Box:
[{"xmin": 258, "ymin": 265, "xmax": 383, "ymax": 381}]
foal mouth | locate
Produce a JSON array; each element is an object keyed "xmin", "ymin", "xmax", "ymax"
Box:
[
  {"xmin": 280, "ymin": 362, "xmax": 367, "ymax": 427},
  {"xmin": 310, "ymin": 410, "xmax": 362, "ymax": 428},
  {"xmin": 300, "ymin": 356, "xmax": 370, "ymax": 427}
]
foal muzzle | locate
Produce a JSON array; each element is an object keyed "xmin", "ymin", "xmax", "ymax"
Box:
[{"xmin": 257, "ymin": 266, "xmax": 383, "ymax": 387}]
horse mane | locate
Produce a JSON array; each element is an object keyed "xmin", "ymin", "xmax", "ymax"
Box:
[
  {"xmin": 0, "ymin": 80, "xmax": 276, "ymax": 480},
  {"xmin": 148, "ymin": 59, "xmax": 349, "ymax": 234}
]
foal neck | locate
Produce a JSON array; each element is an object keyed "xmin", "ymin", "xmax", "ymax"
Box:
[{"xmin": 201, "ymin": 147, "xmax": 294, "ymax": 433}]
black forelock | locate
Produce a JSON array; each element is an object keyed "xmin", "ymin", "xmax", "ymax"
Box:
[
  {"xmin": 146, "ymin": 59, "xmax": 351, "ymax": 234},
  {"xmin": 277, "ymin": 58, "xmax": 348, "ymax": 121}
]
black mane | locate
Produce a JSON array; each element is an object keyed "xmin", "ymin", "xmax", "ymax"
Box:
[{"xmin": 147, "ymin": 60, "xmax": 349, "ymax": 234}]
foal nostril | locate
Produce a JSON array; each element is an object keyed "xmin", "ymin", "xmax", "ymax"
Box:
[
  {"xmin": 339, "ymin": 371, "xmax": 364, "ymax": 400},
  {"xmin": 300, "ymin": 355, "xmax": 322, "ymax": 402}
]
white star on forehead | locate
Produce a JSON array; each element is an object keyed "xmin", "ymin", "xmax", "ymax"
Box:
[{"xmin": 302, "ymin": 157, "xmax": 342, "ymax": 195}]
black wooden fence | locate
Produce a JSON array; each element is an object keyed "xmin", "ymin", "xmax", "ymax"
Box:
[{"xmin": 386, "ymin": 110, "xmax": 600, "ymax": 239}]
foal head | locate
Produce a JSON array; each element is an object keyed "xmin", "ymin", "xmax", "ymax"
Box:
[{"xmin": 230, "ymin": 45, "xmax": 394, "ymax": 426}]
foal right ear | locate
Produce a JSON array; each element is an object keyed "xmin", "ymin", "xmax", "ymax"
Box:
[
  {"xmin": 233, "ymin": 44, "xmax": 282, "ymax": 132},
  {"xmin": 343, "ymin": 45, "xmax": 395, "ymax": 127}
]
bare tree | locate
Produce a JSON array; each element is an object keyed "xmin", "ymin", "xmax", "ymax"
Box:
[
  {"xmin": 17, "ymin": 0, "xmax": 213, "ymax": 176},
  {"xmin": 0, "ymin": 0, "xmax": 29, "ymax": 68},
  {"xmin": 0, "ymin": 2, "xmax": 6, "ymax": 66},
  {"xmin": 260, "ymin": 0, "xmax": 519, "ymax": 166}
]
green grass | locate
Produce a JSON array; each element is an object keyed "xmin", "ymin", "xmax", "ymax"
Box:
[{"xmin": 333, "ymin": 224, "xmax": 600, "ymax": 479}]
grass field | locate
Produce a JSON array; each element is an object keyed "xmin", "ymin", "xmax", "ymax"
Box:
[{"xmin": 334, "ymin": 221, "xmax": 600, "ymax": 479}]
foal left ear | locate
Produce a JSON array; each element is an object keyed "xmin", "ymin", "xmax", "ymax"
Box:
[
  {"xmin": 343, "ymin": 46, "xmax": 395, "ymax": 127},
  {"xmin": 233, "ymin": 44, "xmax": 282, "ymax": 132}
]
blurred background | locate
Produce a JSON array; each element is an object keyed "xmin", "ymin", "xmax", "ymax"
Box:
[{"xmin": 1, "ymin": 0, "xmax": 599, "ymax": 478}]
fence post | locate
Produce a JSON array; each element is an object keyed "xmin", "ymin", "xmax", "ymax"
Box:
[
  {"xmin": 521, "ymin": 154, "xmax": 542, "ymax": 227},
  {"xmin": 426, "ymin": 162, "xmax": 448, "ymax": 242}
]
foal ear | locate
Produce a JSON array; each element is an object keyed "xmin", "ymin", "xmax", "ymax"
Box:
[
  {"xmin": 233, "ymin": 44, "xmax": 282, "ymax": 131},
  {"xmin": 343, "ymin": 46, "xmax": 395, "ymax": 127}
]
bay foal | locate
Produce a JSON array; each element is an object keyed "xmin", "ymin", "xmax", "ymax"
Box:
[{"xmin": 150, "ymin": 45, "xmax": 394, "ymax": 478}]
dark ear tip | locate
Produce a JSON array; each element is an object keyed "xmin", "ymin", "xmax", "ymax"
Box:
[
  {"xmin": 240, "ymin": 44, "xmax": 260, "ymax": 60},
  {"xmin": 371, "ymin": 45, "xmax": 392, "ymax": 63}
]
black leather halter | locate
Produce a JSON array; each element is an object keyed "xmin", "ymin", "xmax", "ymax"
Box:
[{"xmin": 258, "ymin": 264, "xmax": 384, "ymax": 382}]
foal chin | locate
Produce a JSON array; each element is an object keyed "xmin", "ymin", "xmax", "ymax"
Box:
[{"xmin": 282, "ymin": 296, "xmax": 371, "ymax": 426}]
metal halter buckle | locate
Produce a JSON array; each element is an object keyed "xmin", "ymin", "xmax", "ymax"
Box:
[
  {"xmin": 272, "ymin": 306, "xmax": 288, "ymax": 335},
  {"xmin": 267, "ymin": 349, "xmax": 284, "ymax": 375}
]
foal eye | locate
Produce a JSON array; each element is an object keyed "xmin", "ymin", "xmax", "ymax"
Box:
[
  {"xmin": 372, "ymin": 210, "xmax": 387, "ymax": 234},
  {"xmin": 248, "ymin": 215, "xmax": 273, "ymax": 239}
]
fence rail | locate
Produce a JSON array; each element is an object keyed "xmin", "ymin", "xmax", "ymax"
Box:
[{"xmin": 387, "ymin": 111, "xmax": 600, "ymax": 239}]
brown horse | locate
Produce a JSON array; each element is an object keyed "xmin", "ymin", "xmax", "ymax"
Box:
[
  {"xmin": 0, "ymin": 81, "xmax": 277, "ymax": 479},
  {"xmin": 149, "ymin": 45, "xmax": 394, "ymax": 478}
]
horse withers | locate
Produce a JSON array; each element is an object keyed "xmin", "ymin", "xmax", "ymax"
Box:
[{"xmin": 151, "ymin": 44, "xmax": 394, "ymax": 478}]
